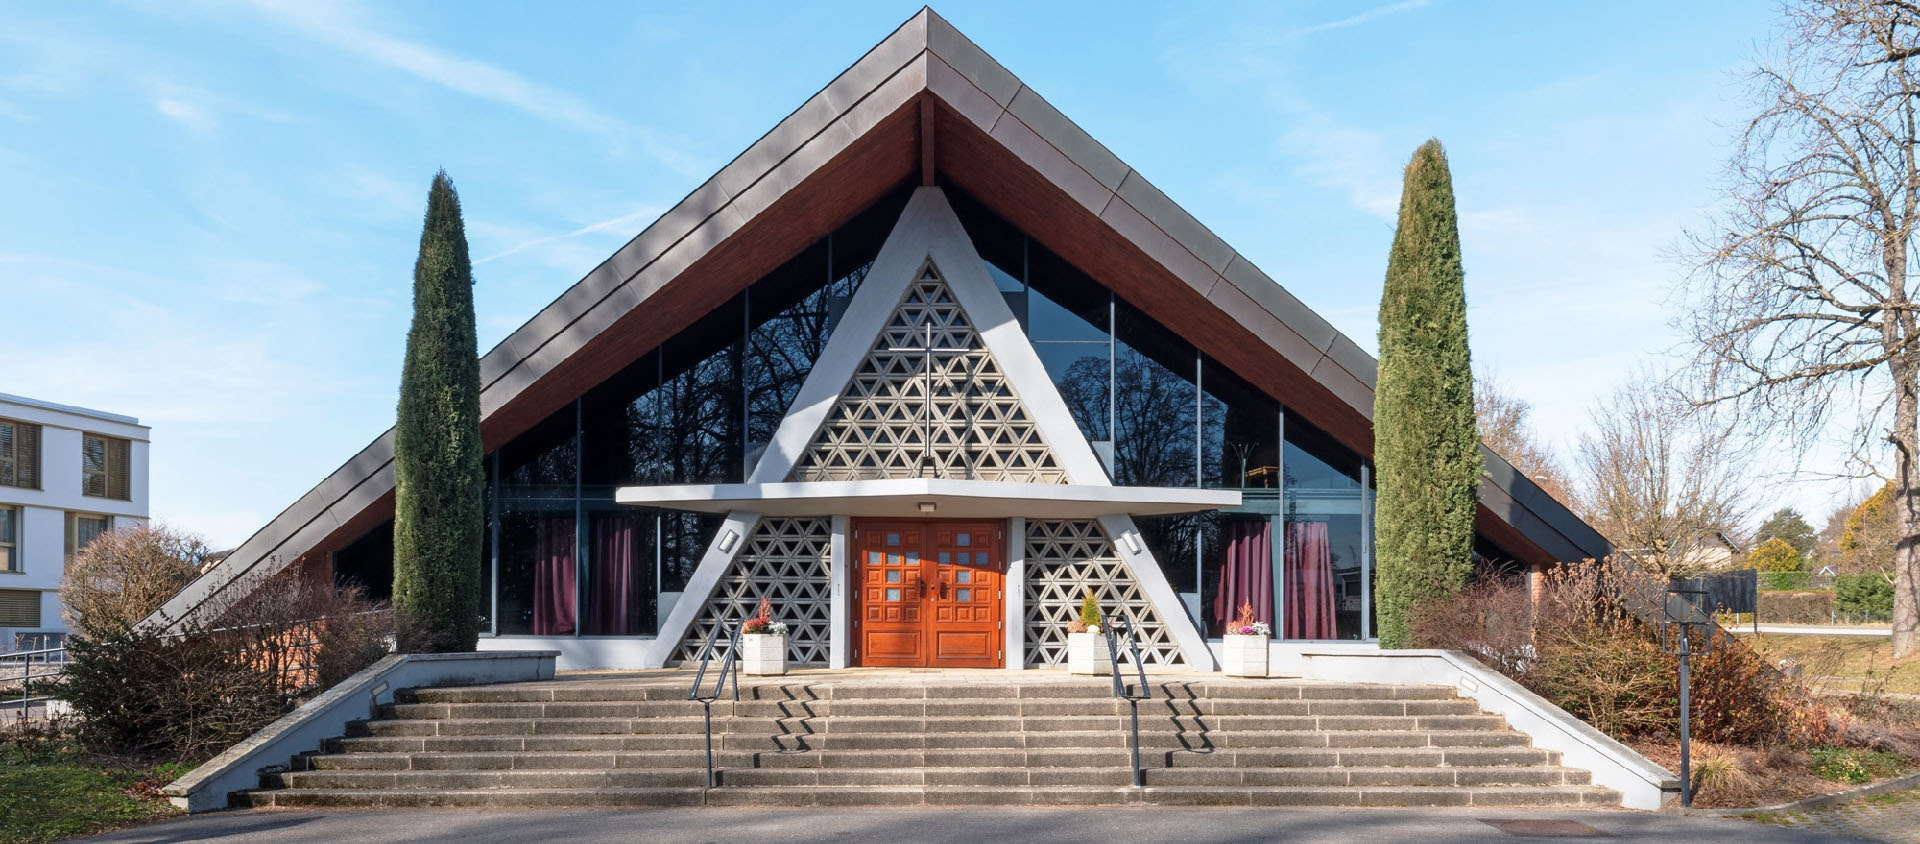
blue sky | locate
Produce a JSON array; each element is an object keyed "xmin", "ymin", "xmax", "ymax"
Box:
[{"xmin": 1, "ymin": 0, "xmax": 1848, "ymax": 547}]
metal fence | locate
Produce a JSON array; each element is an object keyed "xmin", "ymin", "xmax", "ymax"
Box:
[{"xmin": 0, "ymin": 646, "xmax": 75, "ymax": 715}]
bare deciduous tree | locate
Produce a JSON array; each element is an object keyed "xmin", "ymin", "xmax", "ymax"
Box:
[
  {"xmin": 1573, "ymin": 376, "xmax": 1753, "ymax": 575},
  {"xmin": 62, "ymin": 522, "xmax": 208, "ymax": 639},
  {"xmin": 1475, "ymin": 374, "xmax": 1574, "ymax": 506},
  {"xmin": 1683, "ymin": 0, "xmax": 1920, "ymax": 654}
]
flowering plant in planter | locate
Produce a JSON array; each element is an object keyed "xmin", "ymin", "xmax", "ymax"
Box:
[
  {"xmin": 1067, "ymin": 590, "xmax": 1110, "ymax": 675},
  {"xmin": 740, "ymin": 597, "xmax": 789, "ymax": 636},
  {"xmin": 1221, "ymin": 600, "xmax": 1269, "ymax": 677},
  {"xmin": 1230, "ymin": 602, "xmax": 1271, "ymax": 638},
  {"xmin": 739, "ymin": 597, "xmax": 788, "ymax": 675}
]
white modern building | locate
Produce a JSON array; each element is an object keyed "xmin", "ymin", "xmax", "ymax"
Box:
[{"xmin": 0, "ymin": 393, "xmax": 149, "ymax": 651}]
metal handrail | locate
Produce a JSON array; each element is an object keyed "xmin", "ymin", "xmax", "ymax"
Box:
[
  {"xmin": 687, "ymin": 619, "xmax": 742, "ymax": 789},
  {"xmin": 1102, "ymin": 615, "xmax": 1151, "ymax": 788},
  {"xmin": 1, "ymin": 646, "xmax": 76, "ymax": 712}
]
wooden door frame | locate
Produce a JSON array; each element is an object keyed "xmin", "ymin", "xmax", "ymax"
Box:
[{"xmin": 850, "ymin": 517, "xmax": 1006, "ymax": 668}]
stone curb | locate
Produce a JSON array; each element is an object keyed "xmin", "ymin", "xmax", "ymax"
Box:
[
  {"xmin": 161, "ymin": 650, "xmax": 559, "ymax": 813},
  {"xmin": 1292, "ymin": 648, "xmax": 1680, "ymax": 812},
  {"xmin": 1695, "ymin": 770, "xmax": 1920, "ymax": 817}
]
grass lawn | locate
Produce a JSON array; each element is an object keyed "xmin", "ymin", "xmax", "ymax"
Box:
[
  {"xmin": 1736, "ymin": 633, "xmax": 1920, "ymax": 696},
  {"xmin": 0, "ymin": 745, "xmax": 188, "ymax": 844}
]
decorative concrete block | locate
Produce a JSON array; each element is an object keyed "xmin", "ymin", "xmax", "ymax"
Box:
[
  {"xmin": 741, "ymin": 634, "xmax": 787, "ymax": 676},
  {"xmin": 1222, "ymin": 634, "xmax": 1269, "ymax": 678},
  {"xmin": 1066, "ymin": 632, "xmax": 1110, "ymax": 676}
]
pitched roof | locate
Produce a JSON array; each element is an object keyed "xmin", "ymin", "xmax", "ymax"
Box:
[{"xmin": 150, "ymin": 8, "xmax": 1608, "ymax": 628}]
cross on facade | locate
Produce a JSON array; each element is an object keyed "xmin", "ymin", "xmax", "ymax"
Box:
[{"xmin": 886, "ymin": 318, "xmax": 973, "ymax": 478}]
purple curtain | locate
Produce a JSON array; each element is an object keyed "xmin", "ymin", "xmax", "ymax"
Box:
[
  {"xmin": 1285, "ymin": 520, "xmax": 1335, "ymax": 640},
  {"xmin": 586, "ymin": 516, "xmax": 641, "ymax": 636},
  {"xmin": 1211, "ymin": 520, "xmax": 1273, "ymax": 636},
  {"xmin": 532, "ymin": 517, "xmax": 576, "ymax": 636}
]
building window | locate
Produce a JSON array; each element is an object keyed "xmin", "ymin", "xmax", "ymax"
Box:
[
  {"xmin": 0, "ymin": 419, "xmax": 42, "ymax": 490},
  {"xmin": 0, "ymin": 507, "xmax": 19, "ymax": 573},
  {"xmin": 0, "ymin": 588, "xmax": 39, "ymax": 627},
  {"xmin": 66, "ymin": 513, "xmax": 110, "ymax": 569},
  {"xmin": 82, "ymin": 434, "xmax": 131, "ymax": 500}
]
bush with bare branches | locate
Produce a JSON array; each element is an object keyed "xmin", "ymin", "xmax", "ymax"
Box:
[
  {"xmin": 60, "ymin": 523, "xmax": 208, "ymax": 639},
  {"xmin": 54, "ymin": 565, "xmax": 393, "ymax": 759},
  {"xmin": 1412, "ymin": 557, "xmax": 1830, "ymax": 746}
]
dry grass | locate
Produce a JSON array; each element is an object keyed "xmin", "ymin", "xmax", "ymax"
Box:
[
  {"xmin": 1736, "ymin": 634, "xmax": 1920, "ymax": 696},
  {"xmin": 1626, "ymin": 739, "xmax": 1869, "ymax": 809}
]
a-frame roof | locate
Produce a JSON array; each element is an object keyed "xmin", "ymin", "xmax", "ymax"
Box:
[{"xmin": 151, "ymin": 7, "xmax": 1607, "ymax": 627}]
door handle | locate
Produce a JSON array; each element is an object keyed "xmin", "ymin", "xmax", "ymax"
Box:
[{"xmin": 938, "ymin": 581, "xmax": 949, "ymax": 599}]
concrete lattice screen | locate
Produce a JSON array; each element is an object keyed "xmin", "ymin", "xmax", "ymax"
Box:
[
  {"xmin": 1024, "ymin": 519, "xmax": 1183, "ymax": 667},
  {"xmin": 674, "ymin": 517, "xmax": 832, "ymax": 665},
  {"xmin": 787, "ymin": 264, "xmax": 1067, "ymax": 484}
]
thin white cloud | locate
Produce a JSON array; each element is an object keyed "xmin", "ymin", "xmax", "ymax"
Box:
[
  {"xmin": 155, "ymin": 96, "xmax": 216, "ymax": 131},
  {"xmin": 241, "ymin": 0, "xmax": 702, "ymax": 175},
  {"xmin": 475, "ymin": 207, "xmax": 662, "ymax": 265},
  {"xmin": 1279, "ymin": 115, "xmax": 1402, "ymax": 219},
  {"xmin": 1295, "ymin": 0, "xmax": 1433, "ymax": 37}
]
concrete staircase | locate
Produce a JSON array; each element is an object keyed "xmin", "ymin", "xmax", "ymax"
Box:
[{"xmin": 241, "ymin": 672, "xmax": 1619, "ymax": 808}]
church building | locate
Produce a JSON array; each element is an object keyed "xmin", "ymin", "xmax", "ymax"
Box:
[{"xmin": 151, "ymin": 8, "xmax": 1607, "ymax": 673}]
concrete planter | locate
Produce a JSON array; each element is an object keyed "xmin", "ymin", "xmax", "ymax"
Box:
[
  {"xmin": 1067, "ymin": 631, "xmax": 1111, "ymax": 675},
  {"xmin": 740, "ymin": 633, "xmax": 787, "ymax": 675},
  {"xmin": 1220, "ymin": 634, "xmax": 1269, "ymax": 677}
]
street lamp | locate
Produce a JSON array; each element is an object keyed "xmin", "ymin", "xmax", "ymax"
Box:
[{"xmin": 1662, "ymin": 586, "xmax": 1714, "ymax": 808}]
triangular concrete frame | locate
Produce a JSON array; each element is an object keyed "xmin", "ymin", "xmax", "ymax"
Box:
[
  {"xmin": 148, "ymin": 8, "xmax": 1607, "ymax": 639},
  {"xmin": 648, "ymin": 187, "xmax": 1212, "ymax": 668}
]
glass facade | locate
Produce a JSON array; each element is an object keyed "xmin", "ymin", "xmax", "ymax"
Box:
[
  {"xmin": 475, "ymin": 191, "xmax": 904, "ymax": 638},
  {"xmin": 323, "ymin": 185, "xmax": 1509, "ymax": 646},
  {"xmin": 320, "ymin": 189, "xmax": 907, "ymax": 639},
  {"xmin": 950, "ymin": 190, "xmax": 1379, "ymax": 641}
]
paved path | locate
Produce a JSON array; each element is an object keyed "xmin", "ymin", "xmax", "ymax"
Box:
[
  {"xmin": 72, "ymin": 807, "xmax": 1878, "ymax": 843},
  {"xmin": 1755, "ymin": 625, "xmax": 1893, "ymax": 637},
  {"xmin": 1746, "ymin": 788, "xmax": 1920, "ymax": 843}
]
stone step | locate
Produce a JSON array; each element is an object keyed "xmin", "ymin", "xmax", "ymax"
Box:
[
  {"xmin": 403, "ymin": 681, "xmax": 1460, "ymax": 705},
  {"xmin": 242, "ymin": 783, "xmax": 1615, "ymax": 809},
  {"xmin": 305, "ymin": 744, "xmax": 1554, "ymax": 772},
  {"xmin": 325, "ymin": 726, "xmax": 1530, "ymax": 757},
  {"xmin": 436, "ymin": 745, "xmax": 1550, "ymax": 770},
  {"xmin": 348, "ymin": 712, "xmax": 1508, "ymax": 739},
  {"xmin": 375, "ymin": 697, "xmax": 1481, "ymax": 720},
  {"xmin": 715, "ymin": 765, "xmax": 1591, "ymax": 788},
  {"xmin": 272, "ymin": 763, "xmax": 1592, "ymax": 791}
]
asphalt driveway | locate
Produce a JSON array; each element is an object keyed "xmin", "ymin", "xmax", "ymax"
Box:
[{"xmin": 71, "ymin": 807, "xmax": 1878, "ymax": 843}]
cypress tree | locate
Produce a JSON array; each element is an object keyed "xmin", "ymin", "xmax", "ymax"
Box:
[
  {"xmin": 1372, "ymin": 140, "xmax": 1480, "ymax": 649},
  {"xmin": 392, "ymin": 171, "xmax": 485, "ymax": 653}
]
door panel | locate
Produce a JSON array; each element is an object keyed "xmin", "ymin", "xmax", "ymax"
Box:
[{"xmin": 854, "ymin": 519, "xmax": 1004, "ymax": 668}]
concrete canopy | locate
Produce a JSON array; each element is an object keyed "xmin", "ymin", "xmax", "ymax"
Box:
[
  {"xmin": 614, "ymin": 479, "xmax": 1241, "ymax": 520},
  {"xmin": 147, "ymin": 7, "xmax": 1609, "ymax": 631}
]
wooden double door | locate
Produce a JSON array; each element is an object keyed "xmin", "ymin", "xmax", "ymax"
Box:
[{"xmin": 853, "ymin": 519, "xmax": 1005, "ymax": 668}]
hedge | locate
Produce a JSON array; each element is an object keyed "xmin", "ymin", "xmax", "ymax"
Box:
[{"xmin": 1758, "ymin": 591, "xmax": 1834, "ymax": 624}]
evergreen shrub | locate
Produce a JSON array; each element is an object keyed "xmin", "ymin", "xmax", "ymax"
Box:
[
  {"xmin": 1373, "ymin": 139, "xmax": 1480, "ymax": 648},
  {"xmin": 392, "ymin": 171, "xmax": 485, "ymax": 653},
  {"xmin": 1835, "ymin": 574, "xmax": 1894, "ymax": 619}
]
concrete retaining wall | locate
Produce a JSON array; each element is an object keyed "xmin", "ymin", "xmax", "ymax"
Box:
[
  {"xmin": 1293, "ymin": 647, "xmax": 1680, "ymax": 811},
  {"xmin": 162, "ymin": 650, "xmax": 558, "ymax": 813}
]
